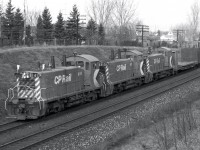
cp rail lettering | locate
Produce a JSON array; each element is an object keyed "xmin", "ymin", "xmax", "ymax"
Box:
[
  {"xmin": 154, "ymin": 58, "xmax": 160, "ymax": 64},
  {"xmin": 116, "ymin": 64, "xmax": 126, "ymax": 71},
  {"xmin": 54, "ymin": 74, "xmax": 72, "ymax": 84}
]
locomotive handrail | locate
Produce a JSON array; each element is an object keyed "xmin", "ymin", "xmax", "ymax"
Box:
[
  {"xmin": 5, "ymin": 85, "xmax": 43, "ymax": 110},
  {"xmin": 39, "ymin": 88, "xmax": 47, "ymax": 109},
  {"xmin": 5, "ymin": 88, "xmax": 14, "ymax": 110},
  {"xmin": 5, "ymin": 84, "xmax": 19, "ymax": 110}
]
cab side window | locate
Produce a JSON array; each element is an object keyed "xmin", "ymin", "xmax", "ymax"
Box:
[
  {"xmin": 66, "ymin": 61, "xmax": 75, "ymax": 66},
  {"xmin": 93, "ymin": 63, "xmax": 97, "ymax": 69},
  {"xmin": 76, "ymin": 61, "xmax": 84, "ymax": 67}
]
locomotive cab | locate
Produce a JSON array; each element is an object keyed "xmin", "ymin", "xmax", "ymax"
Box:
[
  {"xmin": 157, "ymin": 47, "xmax": 178, "ymax": 69},
  {"xmin": 65, "ymin": 54, "xmax": 101, "ymax": 88}
]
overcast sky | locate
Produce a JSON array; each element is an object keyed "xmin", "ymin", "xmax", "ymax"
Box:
[{"xmin": 1, "ymin": 0, "xmax": 197, "ymax": 31}]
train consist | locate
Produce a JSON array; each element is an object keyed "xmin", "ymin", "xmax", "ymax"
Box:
[{"xmin": 5, "ymin": 47, "xmax": 200, "ymax": 120}]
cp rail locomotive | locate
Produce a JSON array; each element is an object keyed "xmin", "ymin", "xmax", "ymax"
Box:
[{"xmin": 5, "ymin": 48, "xmax": 200, "ymax": 120}]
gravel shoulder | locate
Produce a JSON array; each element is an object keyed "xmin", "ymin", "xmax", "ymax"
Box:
[{"xmin": 109, "ymin": 100, "xmax": 200, "ymax": 150}]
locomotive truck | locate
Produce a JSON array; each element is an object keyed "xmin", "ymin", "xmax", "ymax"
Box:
[{"xmin": 5, "ymin": 48, "xmax": 200, "ymax": 120}]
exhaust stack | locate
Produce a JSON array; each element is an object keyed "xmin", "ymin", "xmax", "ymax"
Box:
[
  {"xmin": 110, "ymin": 49, "xmax": 115, "ymax": 60},
  {"xmin": 62, "ymin": 55, "xmax": 66, "ymax": 66},
  {"xmin": 118, "ymin": 49, "xmax": 121, "ymax": 59},
  {"xmin": 51, "ymin": 56, "xmax": 55, "ymax": 69}
]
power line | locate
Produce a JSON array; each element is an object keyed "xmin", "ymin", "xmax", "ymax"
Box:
[
  {"xmin": 136, "ymin": 24, "xmax": 149, "ymax": 47},
  {"xmin": 173, "ymin": 29, "xmax": 184, "ymax": 41},
  {"xmin": 173, "ymin": 29, "xmax": 185, "ymax": 47},
  {"xmin": 23, "ymin": 0, "xmax": 27, "ymax": 45}
]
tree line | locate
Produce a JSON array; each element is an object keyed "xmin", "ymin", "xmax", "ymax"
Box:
[
  {"xmin": 2, "ymin": 0, "xmax": 198, "ymax": 48},
  {"xmin": 0, "ymin": 0, "xmax": 105, "ymax": 46}
]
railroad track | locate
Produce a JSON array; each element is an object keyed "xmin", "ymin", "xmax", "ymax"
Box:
[
  {"xmin": 1, "ymin": 68, "xmax": 200, "ymax": 150},
  {"xmin": 0, "ymin": 121, "xmax": 26, "ymax": 133}
]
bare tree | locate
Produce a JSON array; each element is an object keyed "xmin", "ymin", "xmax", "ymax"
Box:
[
  {"xmin": 87, "ymin": 0, "xmax": 114, "ymax": 26},
  {"xmin": 112, "ymin": 0, "xmax": 137, "ymax": 26},
  {"xmin": 112, "ymin": 0, "xmax": 137, "ymax": 45},
  {"xmin": 26, "ymin": 9, "xmax": 41, "ymax": 26},
  {"xmin": 188, "ymin": 0, "xmax": 200, "ymax": 40},
  {"xmin": 87, "ymin": 0, "xmax": 138, "ymax": 45},
  {"xmin": 0, "ymin": 1, "xmax": 3, "ymax": 38}
]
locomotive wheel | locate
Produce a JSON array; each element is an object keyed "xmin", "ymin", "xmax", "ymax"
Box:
[
  {"xmin": 91, "ymin": 93, "xmax": 97, "ymax": 101},
  {"xmin": 118, "ymin": 84, "xmax": 124, "ymax": 93},
  {"xmin": 154, "ymin": 74, "xmax": 159, "ymax": 80},
  {"xmin": 45, "ymin": 107, "xmax": 50, "ymax": 115},
  {"xmin": 57, "ymin": 102, "xmax": 64, "ymax": 112},
  {"xmin": 145, "ymin": 72, "xmax": 153, "ymax": 83}
]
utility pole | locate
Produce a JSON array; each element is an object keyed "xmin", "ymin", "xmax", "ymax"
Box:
[
  {"xmin": 0, "ymin": 6, "xmax": 1, "ymax": 38},
  {"xmin": 173, "ymin": 29, "xmax": 184, "ymax": 47},
  {"xmin": 76, "ymin": 15, "xmax": 78, "ymax": 45},
  {"xmin": 76, "ymin": 15, "xmax": 86, "ymax": 45},
  {"xmin": 23, "ymin": 0, "xmax": 27, "ymax": 46},
  {"xmin": 136, "ymin": 25, "xmax": 149, "ymax": 47},
  {"xmin": 0, "ymin": 0, "xmax": 3, "ymax": 39}
]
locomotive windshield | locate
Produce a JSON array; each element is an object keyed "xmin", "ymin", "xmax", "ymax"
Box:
[
  {"xmin": 66, "ymin": 61, "xmax": 75, "ymax": 66},
  {"xmin": 66, "ymin": 61, "xmax": 84, "ymax": 67}
]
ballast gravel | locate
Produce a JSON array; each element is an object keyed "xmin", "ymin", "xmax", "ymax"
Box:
[{"xmin": 34, "ymin": 79, "xmax": 200, "ymax": 150}]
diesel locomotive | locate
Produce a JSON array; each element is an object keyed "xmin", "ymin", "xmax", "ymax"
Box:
[{"xmin": 5, "ymin": 48, "xmax": 200, "ymax": 120}]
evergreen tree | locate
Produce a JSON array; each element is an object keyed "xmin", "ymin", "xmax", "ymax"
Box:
[
  {"xmin": 86, "ymin": 18, "xmax": 97, "ymax": 45},
  {"xmin": 25, "ymin": 25, "xmax": 33, "ymax": 46},
  {"xmin": 98, "ymin": 23, "xmax": 105, "ymax": 45},
  {"xmin": 42, "ymin": 7, "xmax": 53, "ymax": 42},
  {"xmin": 66, "ymin": 5, "xmax": 81, "ymax": 44},
  {"xmin": 54, "ymin": 12, "xmax": 65, "ymax": 39},
  {"xmin": 2, "ymin": 0, "xmax": 15, "ymax": 44},
  {"xmin": 13, "ymin": 8, "xmax": 24, "ymax": 45},
  {"xmin": 36, "ymin": 15, "xmax": 43, "ymax": 43},
  {"xmin": 0, "ymin": 4, "xmax": 3, "ymax": 38}
]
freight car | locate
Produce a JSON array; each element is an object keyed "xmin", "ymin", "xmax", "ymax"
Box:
[{"xmin": 5, "ymin": 48, "xmax": 200, "ymax": 120}]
